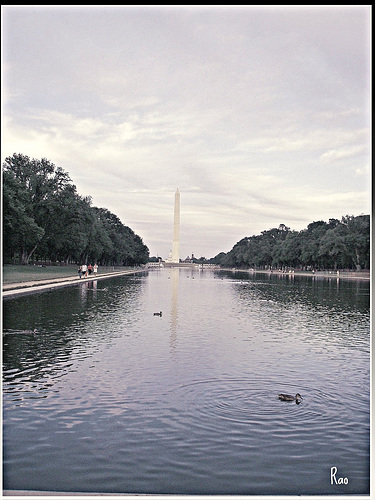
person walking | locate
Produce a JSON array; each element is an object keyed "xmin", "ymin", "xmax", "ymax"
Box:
[
  {"xmin": 78, "ymin": 265, "xmax": 83, "ymax": 279},
  {"xmin": 81, "ymin": 263, "xmax": 88, "ymax": 278},
  {"xmin": 93, "ymin": 263, "xmax": 98, "ymax": 276}
]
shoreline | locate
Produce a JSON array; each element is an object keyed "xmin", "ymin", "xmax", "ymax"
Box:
[
  {"xmin": 218, "ymin": 267, "xmax": 370, "ymax": 280},
  {"xmin": 2, "ymin": 266, "xmax": 370, "ymax": 299},
  {"xmin": 2, "ymin": 269, "xmax": 147, "ymax": 298}
]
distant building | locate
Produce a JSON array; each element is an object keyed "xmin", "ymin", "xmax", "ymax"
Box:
[
  {"xmin": 184, "ymin": 253, "xmax": 195, "ymax": 263},
  {"xmin": 147, "ymin": 260, "xmax": 164, "ymax": 268}
]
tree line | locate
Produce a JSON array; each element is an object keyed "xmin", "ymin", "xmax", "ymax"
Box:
[
  {"xmin": 3, "ymin": 153, "xmax": 149, "ymax": 266},
  {"xmin": 212, "ymin": 217, "xmax": 370, "ymax": 271}
]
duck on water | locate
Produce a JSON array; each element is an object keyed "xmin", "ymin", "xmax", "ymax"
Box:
[{"xmin": 278, "ymin": 393, "xmax": 303, "ymax": 403}]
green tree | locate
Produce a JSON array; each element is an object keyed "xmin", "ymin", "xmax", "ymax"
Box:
[
  {"xmin": 92, "ymin": 208, "xmax": 149, "ymax": 265},
  {"xmin": 259, "ymin": 225, "xmax": 290, "ymax": 268},
  {"xmin": 299, "ymin": 221, "xmax": 328, "ymax": 269},
  {"xmin": 214, "ymin": 216, "xmax": 369, "ymax": 271},
  {"xmin": 341, "ymin": 215, "xmax": 370, "ymax": 270},
  {"xmin": 3, "ymin": 153, "xmax": 149, "ymax": 265},
  {"xmin": 3, "ymin": 169, "xmax": 45, "ymax": 263},
  {"xmin": 273, "ymin": 230, "xmax": 300, "ymax": 268},
  {"xmin": 3, "ymin": 154, "xmax": 75, "ymax": 263},
  {"xmin": 318, "ymin": 228, "xmax": 347, "ymax": 270},
  {"xmin": 41, "ymin": 190, "xmax": 95, "ymax": 263}
]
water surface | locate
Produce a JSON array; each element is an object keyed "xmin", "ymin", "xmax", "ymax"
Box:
[{"xmin": 3, "ymin": 269, "xmax": 370, "ymax": 495}]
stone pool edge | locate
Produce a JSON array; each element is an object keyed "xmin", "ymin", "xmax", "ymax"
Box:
[{"xmin": 2, "ymin": 269, "xmax": 148, "ymax": 299}]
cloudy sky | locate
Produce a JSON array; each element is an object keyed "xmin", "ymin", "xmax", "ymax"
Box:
[{"xmin": 2, "ymin": 6, "xmax": 371, "ymax": 259}]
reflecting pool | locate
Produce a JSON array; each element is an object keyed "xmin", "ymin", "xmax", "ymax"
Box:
[{"xmin": 3, "ymin": 268, "xmax": 370, "ymax": 495}]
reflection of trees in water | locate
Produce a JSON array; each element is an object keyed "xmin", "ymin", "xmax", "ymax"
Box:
[
  {"xmin": 219, "ymin": 270, "xmax": 369, "ymax": 313},
  {"xmin": 3, "ymin": 275, "xmax": 145, "ymax": 387},
  {"xmin": 222, "ymin": 270, "xmax": 370, "ymax": 352}
]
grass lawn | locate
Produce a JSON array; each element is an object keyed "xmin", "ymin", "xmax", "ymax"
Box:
[
  {"xmin": 2, "ymin": 264, "xmax": 124, "ymax": 285},
  {"xmin": 2, "ymin": 265, "xmax": 79, "ymax": 284}
]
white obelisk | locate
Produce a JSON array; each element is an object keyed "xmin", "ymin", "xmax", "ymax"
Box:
[{"xmin": 171, "ymin": 188, "xmax": 180, "ymax": 263}]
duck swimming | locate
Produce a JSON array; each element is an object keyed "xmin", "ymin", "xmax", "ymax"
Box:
[
  {"xmin": 278, "ymin": 393, "xmax": 303, "ymax": 403},
  {"xmin": 153, "ymin": 311, "xmax": 162, "ymax": 317}
]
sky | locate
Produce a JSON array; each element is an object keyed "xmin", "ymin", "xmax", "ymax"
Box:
[{"xmin": 2, "ymin": 5, "xmax": 371, "ymax": 259}]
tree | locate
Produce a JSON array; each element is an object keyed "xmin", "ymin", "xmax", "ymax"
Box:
[
  {"xmin": 91, "ymin": 208, "xmax": 149, "ymax": 266},
  {"xmin": 3, "ymin": 168, "xmax": 45, "ymax": 264},
  {"xmin": 214, "ymin": 216, "xmax": 369, "ymax": 271},
  {"xmin": 299, "ymin": 221, "xmax": 328, "ymax": 269},
  {"xmin": 273, "ymin": 231, "xmax": 300, "ymax": 268},
  {"xmin": 318, "ymin": 228, "xmax": 347, "ymax": 270},
  {"xmin": 341, "ymin": 215, "xmax": 370, "ymax": 270},
  {"xmin": 3, "ymin": 153, "xmax": 149, "ymax": 265},
  {"xmin": 3, "ymin": 154, "xmax": 75, "ymax": 263}
]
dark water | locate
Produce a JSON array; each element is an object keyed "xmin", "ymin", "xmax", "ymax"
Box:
[{"xmin": 3, "ymin": 269, "xmax": 370, "ymax": 495}]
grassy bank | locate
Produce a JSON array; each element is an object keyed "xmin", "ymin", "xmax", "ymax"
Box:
[{"xmin": 2, "ymin": 264, "xmax": 132, "ymax": 285}]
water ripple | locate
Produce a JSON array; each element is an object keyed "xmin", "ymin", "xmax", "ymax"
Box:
[
  {"xmin": 166, "ymin": 376, "xmax": 367, "ymax": 438},
  {"xmin": 3, "ymin": 269, "xmax": 369, "ymax": 495}
]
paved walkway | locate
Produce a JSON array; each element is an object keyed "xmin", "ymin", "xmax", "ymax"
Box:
[
  {"xmin": 3, "ymin": 491, "xmax": 132, "ymax": 496},
  {"xmin": 2, "ymin": 269, "xmax": 146, "ymax": 298}
]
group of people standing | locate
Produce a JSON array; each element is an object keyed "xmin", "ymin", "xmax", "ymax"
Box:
[{"xmin": 78, "ymin": 263, "xmax": 98, "ymax": 279}]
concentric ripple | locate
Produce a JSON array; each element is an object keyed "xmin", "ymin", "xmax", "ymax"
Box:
[{"xmin": 166, "ymin": 376, "xmax": 359, "ymax": 438}]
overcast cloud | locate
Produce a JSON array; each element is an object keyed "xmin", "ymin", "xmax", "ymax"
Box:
[{"xmin": 2, "ymin": 6, "xmax": 371, "ymax": 259}]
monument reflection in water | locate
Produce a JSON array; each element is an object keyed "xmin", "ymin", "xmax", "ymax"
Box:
[{"xmin": 3, "ymin": 269, "xmax": 370, "ymax": 495}]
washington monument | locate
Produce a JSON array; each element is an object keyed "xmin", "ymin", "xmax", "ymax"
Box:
[{"xmin": 171, "ymin": 188, "xmax": 180, "ymax": 263}]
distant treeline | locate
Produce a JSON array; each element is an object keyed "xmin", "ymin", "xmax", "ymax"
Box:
[
  {"xmin": 212, "ymin": 217, "xmax": 370, "ymax": 271},
  {"xmin": 3, "ymin": 153, "xmax": 149, "ymax": 266}
]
